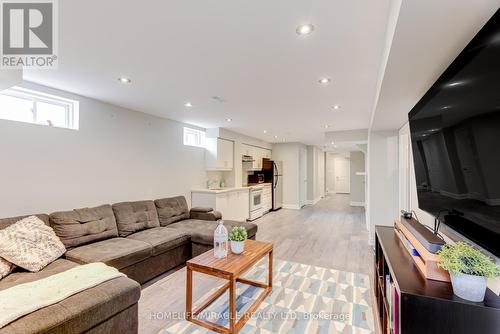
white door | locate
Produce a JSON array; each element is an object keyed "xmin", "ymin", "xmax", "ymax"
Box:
[
  {"xmin": 334, "ymin": 156, "xmax": 350, "ymax": 194},
  {"xmin": 299, "ymin": 148, "xmax": 307, "ymax": 207}
]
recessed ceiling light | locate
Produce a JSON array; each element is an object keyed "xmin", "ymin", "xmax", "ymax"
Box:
[
  {"xmin": 324, "ymin": 125, "xmax": 330, "ymax": 129},
  {"xmin": 318, "ymin": 78, "xmax": 331, "ymax": 85},
  {"xmin": 333, "ymin": 105, "xmax": 341, "ymax": 110},
  {"xmin": 331, "ymin": 141, "xmax": 335, "ymax": 145},
  {"xmin": 184, "ymin": 102, "xmax": 193, "ymax": 108},
  {"xmin": 263, "ymin": 130, "xmax": 267, "ymax": 134},
  {"xmin": 118, "ymin": 77, "xmax": 131, "ymax": 84},
  {"xmin": 296, "ymin": 24, "xmax": 314, "ymax": 35},
  {"xmin": 446, "ymin": 80, "xmax": 467, "ymax": 88},
  {"xmin": 274, "ymin": 135, "xmax": 278, "ymax": 139},
  {"xmin": 225, "ymin": 118, "xmax": 232, "ymax": 122}
]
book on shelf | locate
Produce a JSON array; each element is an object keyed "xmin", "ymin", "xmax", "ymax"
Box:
[
  {"xmin": 395, "ymin": 227, "xmax": 420, "ymax": 256},
  {"xmin": 393, "ymin": 284, "xmax": 400, "ymax": 334}
]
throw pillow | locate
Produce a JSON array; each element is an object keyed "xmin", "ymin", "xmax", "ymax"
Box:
[
  {"xmin": 0, "ymin": 216, "xmax": 66, "ymax": 272},
  {"xmin": 0, "ymin": 257, "xmax": 14, "ymax": 279}
]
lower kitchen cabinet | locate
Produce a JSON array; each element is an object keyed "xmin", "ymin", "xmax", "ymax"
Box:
[
  {"xmin": 191, "ymin": 189, "xmax": 249, "ymax": 222},
  {"xmin": 262, "ymin": 184, "xmax": 272, "ymax": 212}
]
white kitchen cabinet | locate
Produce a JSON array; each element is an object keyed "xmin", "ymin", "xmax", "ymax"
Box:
[
  {"xmin": 242, "ymin": 144, "xmax": 272, "ymax": 170},
  {"xmin": 205, "ymin": 138, "xmax": 234, "ymax": 171},
  {"xmin": 262, "ymin": 184, "xmax": 272, "ymax": 212},
  {"xmin": 254, "ymin": 148, "xmax": 272, "ymax": 170},
  {"xmin": 242, "ymin": 144, "xmax": 252, "ymax": 156},
  {"xmin": 254, "ymin": 147, "xmax": 263, "ymax": 169},
  {"xmin": 191, "ymin": 188, "xmax": 249, "ymax": 221}
]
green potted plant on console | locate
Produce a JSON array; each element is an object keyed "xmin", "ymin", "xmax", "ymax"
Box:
[
  {"xmin": 229, "ymin": 226, "xmax": 247, "ymax": 254},
  {"xmin": 438, "ymin": 242, "xmax": 500, "ymax": 302}
]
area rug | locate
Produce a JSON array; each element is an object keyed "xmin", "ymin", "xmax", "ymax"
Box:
[{"xmin": 160, "ymin": 259, "xmax": 375, "ymax": 333}]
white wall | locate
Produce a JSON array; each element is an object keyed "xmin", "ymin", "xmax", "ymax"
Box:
[
  {"xmin": 307, "ymin": 146, "xmax": 314, "ymax": 201},
  {"xmin": 350, "ymin": 151, "xmax": 366, "ymax": 206},
  {"xmin": 316, "ymin": 149, "xmax": 325, "ymax": 201},
  {"xmin": 367, "ymin": 130, "xmax": 399, "ymax": 245},
  {"xmin": 0, "ymin": 70, "xmax": 22, "ymax": 91},
  {"xmin": 0, "ymin": 82, "xmax": 207, "ymax": 217},
  {"xmin": 306, "ymin": 146, "xmax": 325, "ymax": 204},
  {"xmin": 272, "ymin": 143, "xmax": 306, "ymax": 209}
]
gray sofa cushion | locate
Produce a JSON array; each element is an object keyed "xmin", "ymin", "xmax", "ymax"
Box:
[
  {"xmin": 112, "ymin": 201, "xmax": 160, "ymax": 237},
  {"xmin": 49, "ymin": 205, "xmax": 118, "ymax": 249},
  {"xmin": 0, "ymin": 214, "xmax": 49, "ymax": 230},
  {"xmin": 154, "ymin": 196, "xmax": 190, "ymax": 226},
  {"xmin": 167, "ymin": 219, "xmax": 258, "ymax": 246},
  {"xmin": 65, "ymin": 238, "xmax": 152, "ymax": 270},
  {"xmin": 127, "ymin": 227, "xmax": 190, "ymax": 256},
  {"xmin": 0, "ymin": 259, "xmax": 140, "ymax": 334}
]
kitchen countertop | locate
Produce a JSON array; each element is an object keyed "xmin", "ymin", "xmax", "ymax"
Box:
[
  {"xmin": 192, "ymin": 183, "xmax": 272, "ymax": 194},
  {"xmin": 191, "ymin": 187, "xmax": 250, "ymax": 194}
]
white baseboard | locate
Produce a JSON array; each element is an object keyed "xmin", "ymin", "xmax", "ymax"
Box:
[
  {"xmin": 282, "ymin": 204, "xmax": 301, "ymax": 210},
  {"xmin": 305, "ymin": 197, "xmax": 322, "ymax": 205},
  {"xmin": 350, "ymin": 201, "xmax": 365, "ymax": 207}
]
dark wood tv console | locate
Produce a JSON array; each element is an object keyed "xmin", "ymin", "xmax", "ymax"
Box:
[{"xmin": 374, "ymin": 226, "xmax": 500, "ymax": 334}]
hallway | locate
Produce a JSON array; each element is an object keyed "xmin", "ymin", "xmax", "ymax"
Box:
[{"xmin": 256, "ymin": 194, "xmax": 373, "ymax": 274}]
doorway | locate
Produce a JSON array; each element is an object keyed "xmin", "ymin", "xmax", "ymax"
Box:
[{"xmin": 326, "ymin": 153, "xmax": 350, "ymax": 194}]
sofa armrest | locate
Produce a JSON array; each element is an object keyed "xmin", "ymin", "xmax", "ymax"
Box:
[
  {"xmin": 190, "ymin": 207, "xmax": 213, "ymax": 213},
  {"xmin": 190, "ymin": 208, "xmax": 222, "ymax": 221}
]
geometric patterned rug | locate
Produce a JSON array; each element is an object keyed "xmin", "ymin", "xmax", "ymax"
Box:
[{"xmin": 160, "ymin": 259, "xmax": 375, "ymax": 334}]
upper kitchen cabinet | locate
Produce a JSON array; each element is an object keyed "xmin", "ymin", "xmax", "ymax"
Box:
[
  {"xmin": 261, "ymin": 148, "xmax": 272, "ymax": 160},
  {"xmin": 242, "ymin": 144, "xmax": 272, "ymax": 170},
  {"xmin": 242, "ymin": 143, "xmax": 253, "ymax": 156},
  {"xmin": 205, "ymin": 138, "xmax": 234, "ymax": 171}
]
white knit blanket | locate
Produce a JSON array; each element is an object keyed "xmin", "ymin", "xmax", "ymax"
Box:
[{"xmin": 0, "ymin": 262, "xmax": 125, "ymax": 328}]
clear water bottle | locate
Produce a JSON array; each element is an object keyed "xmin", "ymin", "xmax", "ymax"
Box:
[{"xmin": 214, "ymin": 220, "xmax": 228, "ymax": 259}]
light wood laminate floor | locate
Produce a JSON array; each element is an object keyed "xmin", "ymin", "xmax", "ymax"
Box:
[{"xmin": 138, "ymin": 194, "xmax": 375, "ymax": 333}]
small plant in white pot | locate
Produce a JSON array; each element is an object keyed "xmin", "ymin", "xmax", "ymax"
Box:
[
  {"xmin": 229, "ymin": 226, "xmax": 247, "ymax": 255},
  {"xmin": 438, "ymin": 242, "xmax": 500, "ymax": 302}
]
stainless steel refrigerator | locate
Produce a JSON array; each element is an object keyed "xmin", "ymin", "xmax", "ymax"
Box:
[
  {"xmin": 272, "ymin": 161, "xmax": 283, "ymax": 210},
  {"xmin": 263, "ymin": 159, "xmax": 283, "ymax": 210}
]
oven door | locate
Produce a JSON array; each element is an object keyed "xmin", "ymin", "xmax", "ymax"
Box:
[{"xmin": 250, "ymin": 190, "xmax": 263, "ymax": 211}]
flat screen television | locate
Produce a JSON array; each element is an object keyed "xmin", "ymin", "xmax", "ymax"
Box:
[{"xmin": 408, "ymin": 9, "xmax": 500, "ymax": 257}]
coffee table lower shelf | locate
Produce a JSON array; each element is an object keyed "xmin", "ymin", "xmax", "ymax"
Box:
[{"xmin": 188, "ymin": 279, "xmax": 272, "ymax": 333}]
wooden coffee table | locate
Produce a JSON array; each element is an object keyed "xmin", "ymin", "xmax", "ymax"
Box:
[{"xmin": 186, "ymin": 240, "xmax": 273, "ymax": 334}]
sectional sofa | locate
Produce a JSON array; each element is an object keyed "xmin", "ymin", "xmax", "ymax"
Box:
[{"xmin": 0, "ymin": 196, "xmax": 258, "ymax": 334}]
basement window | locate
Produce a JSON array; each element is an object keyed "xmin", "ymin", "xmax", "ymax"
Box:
[
  {"xmin": 0, "ymin": 87, "xmax": 79, "ymax": 130},
  {"xmin": 183, "ymin": 127, "xmax": 205, "ymax": 148}
]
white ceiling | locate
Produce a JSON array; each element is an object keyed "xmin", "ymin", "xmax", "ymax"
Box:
[
  {"xmin": 24, "ymin": 0, "xmax": 391, "ymax": 146},
  {"xmin": 371, "ymin": 0, "xmax": 500, "ymax": 131}
]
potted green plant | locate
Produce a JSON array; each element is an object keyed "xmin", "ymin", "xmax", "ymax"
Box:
[
  {"xmin": 229, "ymin": 226, "xmax": 247, "ymax": 254},
  {"xmin": 438, "ymin": 242, "xmax": 500, "ymax": 302}
]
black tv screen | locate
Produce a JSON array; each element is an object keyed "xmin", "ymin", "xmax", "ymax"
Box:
[{"xmin": 409, "ymin": 9, "xmax": 500, "ymax": 257}]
